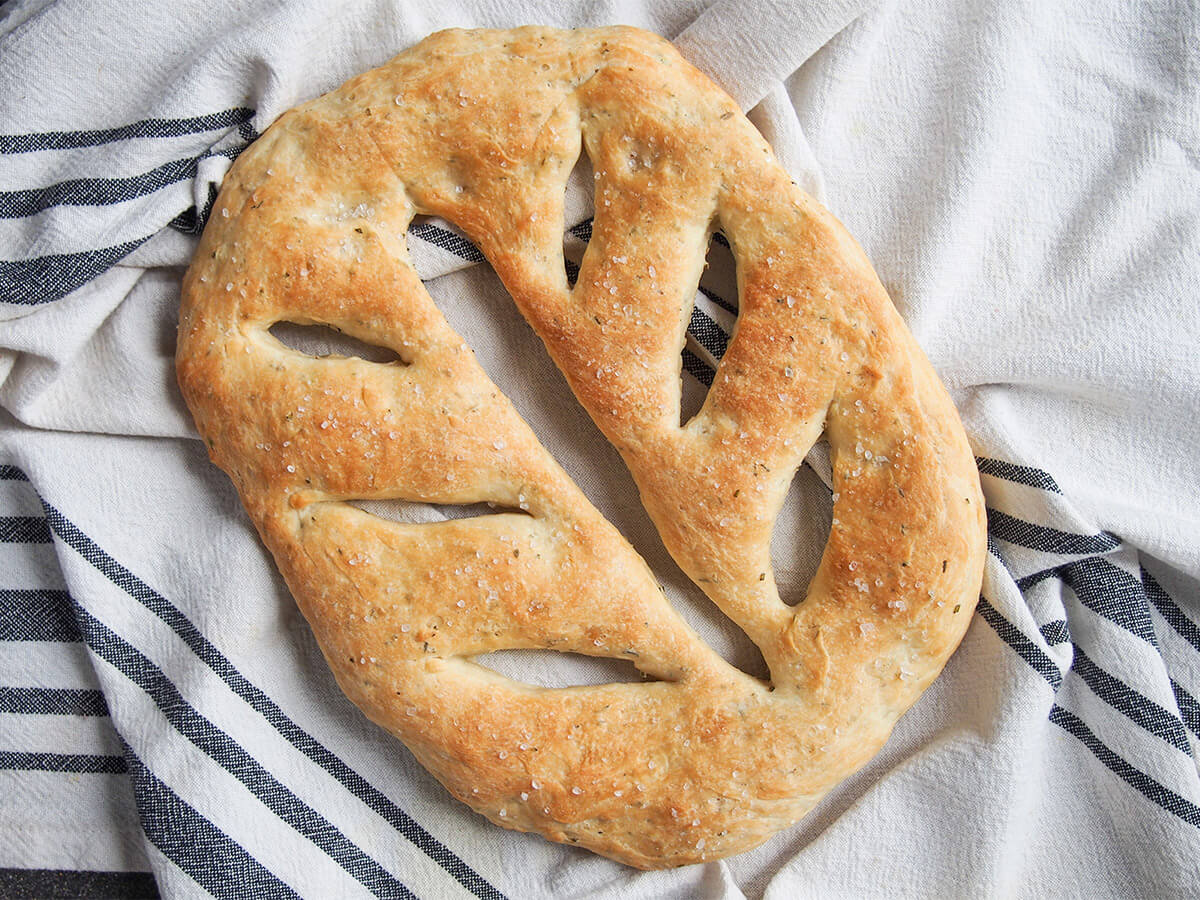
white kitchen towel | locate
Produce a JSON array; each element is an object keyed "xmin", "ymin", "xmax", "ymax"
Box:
[{"xmin": 1, "ymin": 0, "xmax": 1198, "ymax": 897}]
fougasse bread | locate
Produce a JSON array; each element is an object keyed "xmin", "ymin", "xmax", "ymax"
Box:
[{"xmin": 177, "ymin": 26, "xmax": 987, "ymax": 868}]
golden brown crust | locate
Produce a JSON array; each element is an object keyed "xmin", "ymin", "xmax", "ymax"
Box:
[{"xmin": 176, "ymin": 25, "xmax": 987, "ymax": 868}]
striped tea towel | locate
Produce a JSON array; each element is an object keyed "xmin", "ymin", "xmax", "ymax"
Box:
[{"xmin": 2, "ymin": 0, "xmax": 1199, "ymax": 897}]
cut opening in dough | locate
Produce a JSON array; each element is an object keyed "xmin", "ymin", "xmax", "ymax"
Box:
[
  {"xmin": 562, "ymin": 150, "xmax": 595, "ymax": 290},
  {"xmin": 563, "ymin": 218, "xmax": 591, "ymax": 289},
  {"xmin": 769, "ymin": 449, "xmax": 834, "ymax": 607},
  {"xmin": 406, "ymin": 213, "xmax": 486, "ymax": 271},
  {"xmin": 660, "ymin": 564, "xmax": 772, "ymax": 683},
  {"xmin": 680, "ymin": 228, "xmax": 739, "ymax": 427},
  {"xmin": 471, "ymin": 649, "xmax": 661, "ymax": 688},
  {"xmin": 346, "ymin": 497, "xmax": 533, "ymax": 526},
  {"xmin": 404, "ymin": 244, "xmax": 774, "ymax": 685},
  {"xmin": 268, "ymin": 321, "xmax": 405, "ymax": 365}
]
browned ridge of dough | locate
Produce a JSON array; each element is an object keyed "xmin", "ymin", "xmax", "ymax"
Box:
[{"xmin": 177, "ymin": 26, "xmax": 987, "ymax": 868}]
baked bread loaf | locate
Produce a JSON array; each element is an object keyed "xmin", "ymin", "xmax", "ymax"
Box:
[{"xmin": 177, "ymin": 26, "xmax": 987, "ymax": 868}]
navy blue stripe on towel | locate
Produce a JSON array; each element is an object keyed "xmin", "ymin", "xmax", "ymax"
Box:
[
  {"xmin": 976, "ymin": 596, "xmax": 1063, "ymax": 690},
  {"xmin": 682, "ymin": 348, "xmax": 715, "ymax": 388},
  {"xmin": 121, "ymin": 743, "xmax": 300, "ymax": 900},
  {"xmin": 0, "ymin": 516, "xmax": 52, "ymax": 543},
  {"xmin": 0, "ymin": 685, "xmax": 109, "ymax": 716},
  {"xmin": 1049, "ymin": 705, "xmax": 1200, "ymax": 828},
  {"xmin": 35, "ymin": 494, "xmax": 506, "ymax": 900},
  {"xmin": 688, "ymin": 304, "xmax": 729, "ymax": 360},
  {"xmin": 0, "ymin": 142, "xmax": 250, "ymax": 220},
  {"xmin": 73, "ymin": 604, "xmax": 416, "ymax": 899},
  {"xmin": 0, "ymin": 589, "xmax": 79, "ymax": 641},
  {"xmin": 0, "ymin": 750, "xmax": 126, "ymax": 774},
  {"xmin": 1019, "ymin": 558, "xmax": 1159, "ymax": 647},
  {"xmin": 0, "ymin": 235, "xmax": 153, "ymax": 306},
  {"xmin": 0, "ymin": 868, "xmax": 159, "ymax": 899},
  {"xmin": 409, "ymin": 221, "xmax": 485, "ymax": 263},
  {"xmin": 987, "ymin": 509, "xmax": 1120, "ymax": 556},
  {"xmin": 1071, "ymin": 648, "xmax": 1193, "ymax": 756},
  {"xmin": 0, "ymin": 109, "xmax": 255, "ymax": 154},
  {"xmin": 979, "ymin": 588, "xmax": 1200, "ymax": 829},
  {"xmin": 4, "ymin": 157, "xmax": 194, "ymax": 218},
  {"xmin": 1171, "ymin": 681, "xmax": 1200, "ymax": 739},
  {"xmin": 975, "ymin": 456, "xmax": 1063, "ymax": 493},
  {"xmin": 1142, "ymin": 566, "xmax": 1200, "ymax": 653}
]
